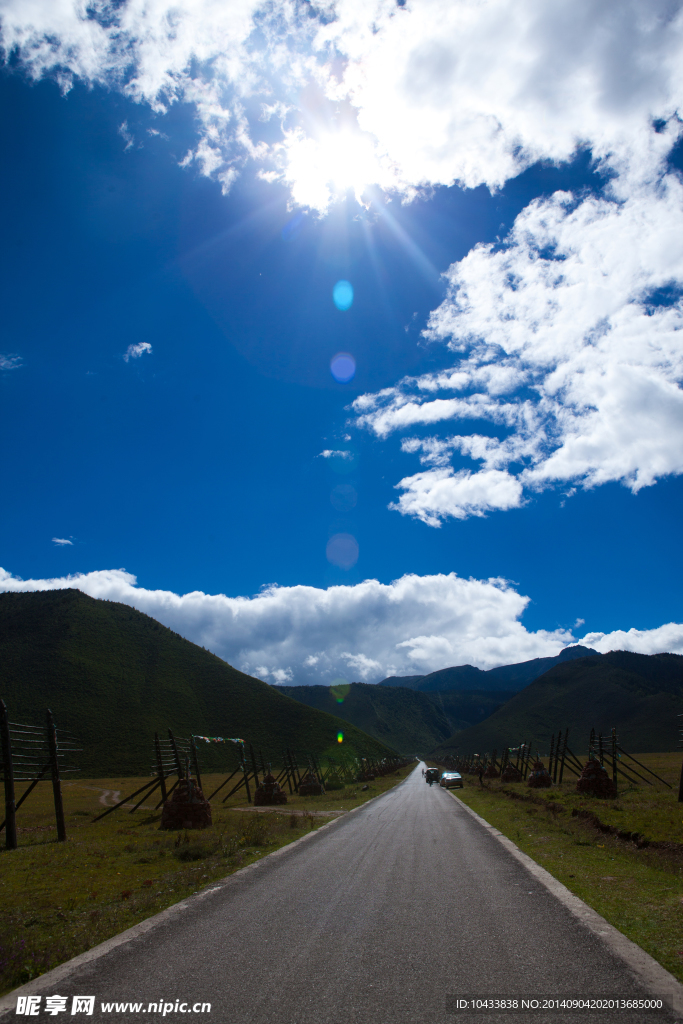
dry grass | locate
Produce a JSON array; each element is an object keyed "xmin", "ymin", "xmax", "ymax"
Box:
[
  {"xmin": 451, "ymin": 752, "xmax": 683, "ymax": 983},
  {"xmin": 0, "ymin": 766, "xmax": 412, "ymax": 995}
]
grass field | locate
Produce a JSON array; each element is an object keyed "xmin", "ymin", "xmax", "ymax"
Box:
[
  {"xmin": 443, "ymin": 753, "xmax": 683, "ymax": 983},
  {"xmin": 0, "ymin": 766, "xmax": 413, "ymax": 996}
]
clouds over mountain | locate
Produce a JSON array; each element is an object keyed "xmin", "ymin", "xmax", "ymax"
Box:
[{"xmin": 2, "ymin": 567, "xmax": 682, "ymax": 684}]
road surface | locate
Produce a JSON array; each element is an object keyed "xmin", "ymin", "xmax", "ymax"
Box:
[{"xmin": 3, "ymin": 764, "xmax": 679, "ymax": 1023}]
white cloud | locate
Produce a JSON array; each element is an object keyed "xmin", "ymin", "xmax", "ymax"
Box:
[
  {"xmin": 2, "ymin": 566, "xmax": 679, "ymax": 683},
  {"xmin": 0, "ymin": 353, "xmax": 22, "ymax": 370},
  {"xmin": 118, "ymin": 120, "xmax": 134, "ymax": 150},
  {"xmin": 271, "ymin": 667, "xmax": 294, "ymax": 684},
  {"xmin": 2, "ymin": 0, "xmax": 683, "ymax": 212},
  {"xmin": 341, "ymin": 651, "xmax": 383, "ymax": 680},
  {"xmin": 0, "ymin": 565, "xmax": 573, "ymax": 681},
  {"xmin": 390, "ymin": 468, "xmax": 524, "ymax": 527},
  {"xmin": 123, "ymin": 341, "xmax": 152, "ymax": 362},
  {"xmin": 51, "ymin": 537, "xmax": 73, "ymax": 546},
  {"xmin": 318, "ymin": 449, "xmax": 353, "ymax": 459},
  {"xmin": 328, "ymin": 0, "xmax": 683, "ymax": 194},
  {"xmin": 580, "ymin": 623, "xmax": 683, "ymax": 657},
  {"xmin": 355, "ymin": 176, "xmax": 683, "ymax": 521}
]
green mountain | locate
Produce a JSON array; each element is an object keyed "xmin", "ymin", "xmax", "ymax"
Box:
[
  {"xmin": 430, "ymin": 652, "xmax": 683, "ymax": 756},
  {"xmin": 278, "ymin": 683, "xmax": 514, "ymax": 755},
  {"xmin": 0, "ymin": 590, "xmax": 395, "ymax": 776},
  {"xmin": 380, "ymin": 645, "xmax": 600, "ymax": 693}
]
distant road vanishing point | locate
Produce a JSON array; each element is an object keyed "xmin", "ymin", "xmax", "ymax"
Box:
[{"xmin": 2, "ymin": 765, "xmax": 681, "ymax": 1023}]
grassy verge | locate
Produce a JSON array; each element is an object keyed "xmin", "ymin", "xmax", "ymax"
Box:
[
  {"xmin": 449, "ymin": 753, "xmax": 683, "ymax": 983},
  {"xmin": 0, "ymin": 766, "xmax": 412, "ymax": 995}
]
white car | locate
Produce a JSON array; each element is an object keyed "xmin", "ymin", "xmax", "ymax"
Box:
[{"xmin": 439, "ymin": 771, "xmax": 464, "ymax": 789}]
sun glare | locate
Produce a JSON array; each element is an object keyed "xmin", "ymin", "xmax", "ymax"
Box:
[{"xmin": 282, "ymin": 128, "xmax": 388, "ymax": 211}]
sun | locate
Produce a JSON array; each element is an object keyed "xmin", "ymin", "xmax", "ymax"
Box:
[{"xmin": 281, "ymin": 127, "xmax": 388, "ymax": 211}]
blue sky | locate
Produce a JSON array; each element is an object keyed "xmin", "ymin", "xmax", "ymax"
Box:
[{"xmin": 2, "ymin": 0, "xmax": 683, "ymax": 684}]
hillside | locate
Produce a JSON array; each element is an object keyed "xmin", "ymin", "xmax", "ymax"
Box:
[
  {"xmin": 0, "ymin": 590, "xmax": 395, "ymax": 775},
  {"xmin": 380, "ymin": 645, "xmax": 600, "ymax": 693},
  {"xmin": 430, "ymin": 652, "xmax": 683, "ymax": 756},
  {"xmin": 278, "ymin": 683, "xmax": 514, "ymax": 754}
]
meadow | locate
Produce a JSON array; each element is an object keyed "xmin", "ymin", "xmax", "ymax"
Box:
[
  {"xmin": 0, "ymin": 766, "xmax": 412, "ymax": 996},
  {"xmin": 446, "ymin": 753, "xmax": 683, "ymax": 983}
]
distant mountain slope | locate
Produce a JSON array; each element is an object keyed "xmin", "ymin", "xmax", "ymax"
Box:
[
  {"xmin": 278, "ymin": 683, "xmax": 515, "ymax": 754},
  {"xmin": 430, "ymin": 652, "xmax": 683, "ymax": 756},
  {"xmin": 0, "ymin": 590, "xmax": 395, "ymax": 775},
  {"xmin": 379, "ymin": 645, "xmax": 601, "ymax": 693}
]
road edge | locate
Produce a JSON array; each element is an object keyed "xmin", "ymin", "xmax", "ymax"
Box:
[
  {"xmin": 448, "ymin": 789, "xmax": 683, "ymax": 1019},
  {"xmin": 0, "ymin": 772, "xmax": 412, "ymax": 1015}
]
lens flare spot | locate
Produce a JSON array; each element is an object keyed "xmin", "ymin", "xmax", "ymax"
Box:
[
  {"xmin": 281, "ymin": 211, "xmax": 306, "ymax": 240},
  {"xmin": 331, "ymin": 352, "xmax": 356, "ymax": 383},
  {"xmin": 337, "ymin": 732, "xmax": 344, "ymax": 744},
  {"xmin": 330, "ymin": 680, "xmax": 350, "ymax": 703},
  {"xmin": 326, "ymin": 532, "xmax": 359, "ymax": 569},
  {"xmin": 333, "ymin": 280, "xmax": 354, "ymax": 311},
  {"xmin": 326, "ymin": 448, "xmax": 358, "ymax": 475},
  {"xmin": 331, "ymin": 483, "xmax": 357, "ymax": 512}
]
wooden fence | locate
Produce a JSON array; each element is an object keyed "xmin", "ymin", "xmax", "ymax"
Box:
[
  {"xmin": 432, "ymin": 726, "xmax": 673, "ymax": 796},
  {"xmin": 0, "ymin": 699, "xmax": 81, "ymax": 849},
  {"xmin": 0, "ymin": 696, "xmax": 413, "ymax": 840},
  {"xmin": 98, "ymin": 734, "xmax": 412, "ymax": 821}
]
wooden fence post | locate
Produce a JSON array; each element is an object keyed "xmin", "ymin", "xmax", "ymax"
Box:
[
  {"xmin": 313, "ymin": 753, "xmax": 325, "ymax": 793},
  {"xmin": 46, "ymin": 709, "xmax": 66, "ymax": 842},
  {"xmin": 0, "ymin": 700, "xmax": 17, "ymax": 850},
  {"xmin": 249, "ymin": 744, "xmax": 260, "ymax": 790},
  {"xmin": 281, "ymin": 751, "xmax": 293, "ymax": 794},
  {"xmin": 548, "ymin": 733, "xmax": 555, "ymax": 779},
  {"xmin": 611, "ymin": 728, "xmax": 618, "ymax": 795},
  {"xmin": 154, "ymin": 733, "xmax": 168, "ymax": 804},
  {"xmin": 240, "ymin": 746, "xmax": 252, "ymax": 804},
  {"xmin": 191, "ymin": 736, "xmax": 202, "ymax": 791},
  {"xmin": 558, "ymin": 729, "xmax": 569, "ymax": 784}
]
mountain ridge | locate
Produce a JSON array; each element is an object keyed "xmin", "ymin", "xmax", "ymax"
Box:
[
  {"xmin": 0, "ymin": 589, "xmax": 395, "ymax": 775},
  {"xmin": 277, "ymin": 682, "xmax": 515, "ymax": 754},
  {"xmin": 430, "ymin": 651, "xmax": 683, "ymax": 755},
  {"xmin": 379, "ymin": 645, "xmax": 601, "ymax": 693}
]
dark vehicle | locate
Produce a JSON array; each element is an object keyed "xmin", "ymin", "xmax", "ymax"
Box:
[{"xmin": 425, "ymin": 768, "xmax": 440, "ymax": 786}]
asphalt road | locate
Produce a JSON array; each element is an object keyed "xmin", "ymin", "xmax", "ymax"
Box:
[{"xmin": 3, "ymin": 765, "xmax": 679, "ymax": 1023}]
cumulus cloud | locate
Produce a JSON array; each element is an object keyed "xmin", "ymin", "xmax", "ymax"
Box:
[
  {"xmin": 354, "ymin": 176, "xmax": 683, "ymax": 522},
  {"xmin": 1, "ymin": 566, "xmax": 680, "ymax": 683},
  {"xmin": 2, "ymin": 0, "xmax": 683, "ymax": 211},
  {"xmin": 52, "ymin": 537, "xmax": 73, "ymax": 546},
  {"xmin": 123, "ymin": 341, "xmax": 152, "ymax": 362},
  {"xmin": 0, "ymin": 565, "xmax": 572, "ymax": 681},
  {"xmin": 390, "ymin": 468, "xmax": 524, "ymax": 526},
  {"xmin": 581, "ymin": 623, "xmax": 683, "ymax": 657}
]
